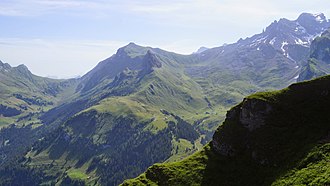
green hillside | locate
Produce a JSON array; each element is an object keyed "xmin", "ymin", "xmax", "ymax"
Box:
[
  {"xmin": 123, "ymin": 75, "xmax": 330, "ymax": 186},
  {"xmin": 22, "ymin": 45, "xmax": 220, "ymax": 185},
  {"xmin": 19, "ymin": 42, "xmax": 270, "ymax": 185},
  {"xmin": 0, "ymin": 61, "xmax": 78, "ymax": 127}
]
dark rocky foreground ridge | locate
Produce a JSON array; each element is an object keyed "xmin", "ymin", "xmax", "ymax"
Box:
[{"xmin": 123, "ymin": 74, "xmax": 330, "ymax": 186}]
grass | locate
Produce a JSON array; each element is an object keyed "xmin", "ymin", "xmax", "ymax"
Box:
[
  {"xmin": 85, "ymin": 97, "xmax": 168, "ymax": 133},
  {"xmin": 79, "ymin": 54, "xmax": 227, "ymax": 136},
  {"xmin": 67, "ymin": 169, "xmax": 89, "ymax": 180},
  {"xmin": 166, "ymin": 138, "xmax": 195, "ymax": 162},
  {"xmin": 122, "ymin": 145, "xmax": 210, "ymax": 186},
  {"xmin": 27, "ymin": 147, "xmax": 97, "ymax": 185},
  {"xmin": 0, "ymin": 117, "xmax": 15, "ymax": 128},
  {"xmin": 246, "ymin": 88, "xmax": 288, "ymax": 102},
  {"xmin": 273, "ymin": 144, "xmax": 330, "ymax": 185}
]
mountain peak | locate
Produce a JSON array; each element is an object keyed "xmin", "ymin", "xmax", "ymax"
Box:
[
  {"xmin": 123, "ymin": 42, "xmax": 144, "ymax": 49},
  {"xmin": 297, "ymin": 12, "xmax": 327, "ymax": 23},
  {"xmin": 239, "ymin": 12, "xmax": 330, "ymax": 57},
  {"xmin": 14, "ymin": 64, "xmax": 32, "ymax": 76},
  {"xmin": 296, "ymin": 12, "xmax": 329, "ymax": 34},
  {"xmin": 0, "ymin": 60, "xmax": 12, "ymax": 70},
  {"xmin": 17, "ymin": 64, "xmax": 28, "ymax": 70},
  {"xmin": 115, "ymin": 42, "xmax": 149, "ymax": 58},
  {"xmin": 127, "ymin": 42, "xmax": 138, "ymax": 46},
  {"xmin": 194, "ymin": 46, "xmax": 209, "ymax": 54},
  {"xmin": 313, "ymin": 13, "xmax": 327, "ymax": 22}
]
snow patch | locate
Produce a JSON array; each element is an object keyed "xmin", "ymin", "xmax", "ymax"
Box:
[
  {"xmin": 281, "ymin": 41, "xmax": 288, "ymax": 53},
  {"xmin": 286, "ymin": 54, "xmax": 295, "ymax": 62},
  {"xmin": 257, "ymin": 47, "xmax": 260, "ymax": 51},
  {"xmin": 250, "ymin": 35, "xmax": 268, "ymax": 47},
  {"xmin": 294, "ymin": 38, "xmax": 309, "ymax": 46},
  {"xmin": 295, "ymin": 65, "xmax": 299, "ymax": 69},
  {"xmin": 313, "ymin": 13, "xmax": 325, "ymax": 23},
  {"xmin": 316, "ymin": 16, "xmax": 323, "ymax": 23},
  {"xmin": 269, "ymin": 37, "xmax": 276, "ymax": 45},
  {"xmin": 294, "ymin": 75, "xmax": 299, "ymax": 79}
]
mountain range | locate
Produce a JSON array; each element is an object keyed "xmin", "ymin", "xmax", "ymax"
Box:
[{"xmin": 0, "ymin": 12, "xmax": 329, "ymax": 185}]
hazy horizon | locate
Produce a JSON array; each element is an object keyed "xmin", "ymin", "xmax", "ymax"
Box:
[{"xmin": 1, "ymin": 0, "xmax": 329, "ymax": 78}]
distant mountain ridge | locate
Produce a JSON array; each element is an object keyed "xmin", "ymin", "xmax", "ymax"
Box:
[
  {"xmin": 0, "ymin": 60, "xmax": 77, "ymax": 126},
  {"xmin": 192, "ymin": 13, "xmax": 330, "ymax": 89},
  {"xmin": 236, "ymin": 13, "xmax": 329, "ymax": 57}
]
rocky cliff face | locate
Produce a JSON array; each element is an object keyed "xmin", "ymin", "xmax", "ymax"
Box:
[
  {"xmin": 212, "ymin": 97, "xmax": 274, "ymax": 163},
  {"xmin": 212, "ymin": 76, "xmax": 330, "ymax": 168},
  {"xmin": 239, "ymin": 98, "xmax": 273, "ymax": 131},
  {"xmin": 213, "ymin": 98, "xmax": 273, "ymax": 157}
]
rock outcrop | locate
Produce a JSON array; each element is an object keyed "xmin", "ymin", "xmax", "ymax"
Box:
[{"xmin": 239, "ymin": 98, "xmax": 272, "ymax": 131}]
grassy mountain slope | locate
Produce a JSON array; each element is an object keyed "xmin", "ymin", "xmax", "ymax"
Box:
[
  {"xmin": 187, "ymin": 43, "xmax": 298, "ymax": 90},
  {"xmin": 123, "ymin": 75, "xmax": 330, "ymax": 186},
  {"xmin": 23, "ymin": 44, "xmax": 218, "ymax": 185},
  {"xmin": 0, "ymin": 61, "xmax": 79, "ymax": 183},
  {"xmin": 0, "ymin": 61, "xmax": 78, "ymax": 127},
  {"xmin": 298, "ymin": 29, "xmax": 330, "ymax": 81}
]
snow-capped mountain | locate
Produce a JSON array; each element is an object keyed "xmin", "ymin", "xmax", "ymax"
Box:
[
  {"xmin": 189, "ymin": 13, "xmax": 330, "ymax": 89},
  {"xmin": 236, "ymin": 13, "xmax": 330, "ymax": 61}
]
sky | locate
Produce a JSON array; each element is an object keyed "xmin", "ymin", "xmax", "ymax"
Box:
[{"xmin": 0, "ymin": 0, "xmax": 329, "ymax": 78}]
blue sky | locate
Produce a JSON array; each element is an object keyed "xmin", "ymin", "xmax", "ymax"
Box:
[{"xmin": 0, "ymin": 0, "xmax": 329, "ymax": 78}]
